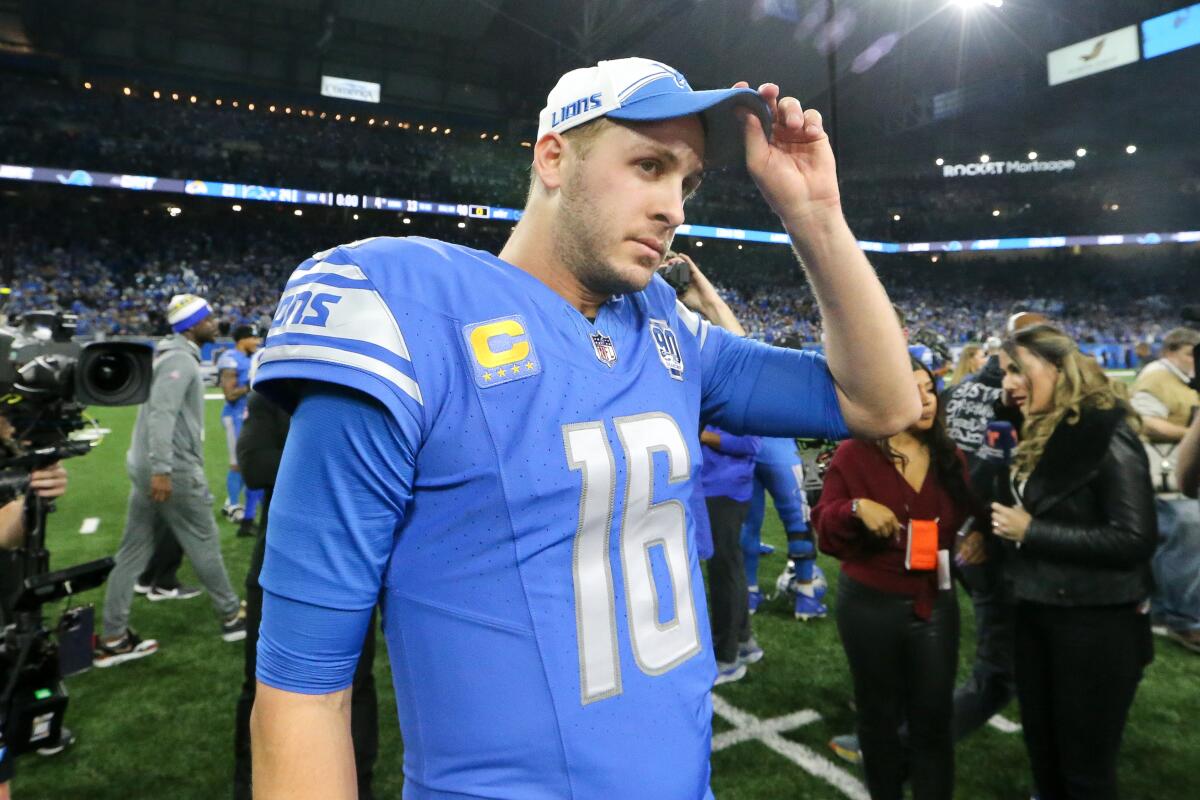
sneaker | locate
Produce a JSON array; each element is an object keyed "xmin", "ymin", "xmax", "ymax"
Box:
[
  {"xmin": 94, "ymin": 629, "xmax": 158, "ymax": 668},
  {"xmin": 133, "ymin": 581, "xmax": 152, "ymax": 596},
  {"xmin": 222, "ymin": 501, "xmax": 245, "ymax": 522},
  {"xmin": 1167, "ymin": 627, "xmax": 1200, "ymax": 654},
  {"xmin": 36, "ymin": 727, "xmax": 75, "ymax": 757},
  {"xmin": 221, "ymin": 601, "xmax": 248, "ymax": 642},
  {"xmin": 758, "ymin": 542, "xmax": 776, "ymax": 555},
  {"xmin": 794, "ymin": 593, "xmax": 828, "ymax": 621},
  {"xmin": 748, "ymin": 588, "xmax": 763, "ymax": 615},
  {"xmin": 737, "ymin": 638, "xmax": 764, "ymax": 666},
  {"xmin": 237, "ymin": 518, "xmax": 258, "ymax": 538},
  {"xmin": 829, "ymin": 733, "xmax": 862, "ymax": 765},
  {"xmin": 147, "ymin": 584, "xmax": 202, "ymax": 602},
  {"xmin": 714, "ymin": 660, "xmax": 747, "ymax": 686}
]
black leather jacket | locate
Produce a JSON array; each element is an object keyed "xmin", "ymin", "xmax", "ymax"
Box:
[{"xmin": 1010, "ymin": 406, "xmax": 1157, "ymax": 607}]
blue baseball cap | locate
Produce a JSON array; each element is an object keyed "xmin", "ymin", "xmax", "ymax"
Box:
[{"xmin": 536, "ymin": 57, "xmax": 772, "ymax": 165}]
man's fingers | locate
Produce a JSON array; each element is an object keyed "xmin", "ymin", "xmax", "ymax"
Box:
[{"xmin": 738, "ymin": 107, "xmax": 770, "ymax": 165}]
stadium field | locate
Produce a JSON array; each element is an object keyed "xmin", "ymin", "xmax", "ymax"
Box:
[{"xmin": 16, "ymin": 398, "xmax": 1200, "ymax": 799}]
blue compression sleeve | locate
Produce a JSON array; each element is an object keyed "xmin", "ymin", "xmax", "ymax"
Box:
[{"xmin": 256, "ymin": 383, "xmax": 419, "ymax": 693}]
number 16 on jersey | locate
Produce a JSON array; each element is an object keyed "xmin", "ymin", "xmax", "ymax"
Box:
[{"xmin": 563, "ymin": 412, "xmax": 702, "ymax": 705}]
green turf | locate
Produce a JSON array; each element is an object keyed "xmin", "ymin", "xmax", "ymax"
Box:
[{"xmin": 16, "ymin": 401, "xmax": 1200, "ymax": 798}]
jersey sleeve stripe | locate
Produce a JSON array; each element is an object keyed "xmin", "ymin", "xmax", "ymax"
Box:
[
  {"xmin": 265, "ymin": 331, "xmax": 419, "ymax": 385},
  {"xmin": 284, "ymin": 261, "xmax": 369, "ymax": 288},
  {"xmin": 258, "ymin": 343, "xmax": 423, "ymax": 406},
  {"xmin": 674, "ymin": 300, "xmax": 710, "ymax": 349}
]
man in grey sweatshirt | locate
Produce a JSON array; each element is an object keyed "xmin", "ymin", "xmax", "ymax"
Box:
[{"xmin": 95, "ymin": 294, "xmax": 245, "ymax": 667}]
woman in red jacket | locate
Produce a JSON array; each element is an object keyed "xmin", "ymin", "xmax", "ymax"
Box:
[{"xmin": 814, "ymin": 359, "xmax": 984, "ymax": 800}]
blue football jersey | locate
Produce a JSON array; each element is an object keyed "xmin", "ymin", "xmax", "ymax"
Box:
[
  {"xmin": 253, "ymin": 236, "xmax": 847, "ymax": 799},
  {"xmin": 757, "ymin": 435, "xmax": 801, "ymax": 465},
  {"xmin": 216, "ymin": 347, "xmax": 252, "ymax": 418}
]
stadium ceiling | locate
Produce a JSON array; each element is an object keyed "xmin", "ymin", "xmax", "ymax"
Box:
[{"xmin": 7, "ymin": 0, "xmax": 1198, "ymax": 156}]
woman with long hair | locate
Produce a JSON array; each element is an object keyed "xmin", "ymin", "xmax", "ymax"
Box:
[
  {"xmin": 946, "ymin": 343, "xmax": 986, "ymax": 387},
  {"xmin": 814, "ymin": 359, "xmax": 985, "ymax": 800},
  {"xmin": 990, "ymin": 324, "xmax": 1155, "ymax": 800}
]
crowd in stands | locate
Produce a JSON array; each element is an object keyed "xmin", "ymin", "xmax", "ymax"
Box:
[
  {"xmin": 2, "ymin": 196, "xmax": 1193, "ymax": 363},
  {"xmin": 4, "ymin": 75, "xmax": 1199, "ymax": 242}
]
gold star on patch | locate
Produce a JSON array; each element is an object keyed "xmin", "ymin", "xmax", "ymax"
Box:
[
  {"xmin": 482, "ymin": 371, "xmax": 493, "ymax": 381},
  {"xmin": 525, "ymin": 361, "xmax": 535, "ymax": 370},
  {"xmin": 496, "ymin": 367, "xmax": 507, "ymax": 377},
  {"xmin": 512, "ymin": 364, "xmax": 521, "ymax": 374}
]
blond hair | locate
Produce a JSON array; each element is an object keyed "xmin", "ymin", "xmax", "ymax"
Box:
[
  {"xmin": 526, "ymin": 116, "xmax": 619, "ymax": 200},
  {"xmin": 1004, "ymin": 325, "xmax": 1139, "ymax": 480},
  {"xmin": 947, "ymin": 343, "xmax": 982, "ymax": 387}
]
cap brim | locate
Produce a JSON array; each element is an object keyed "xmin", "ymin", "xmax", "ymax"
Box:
[{"xmin": 606, "ymin": 87, "xmax": 771, "ymax": 166}]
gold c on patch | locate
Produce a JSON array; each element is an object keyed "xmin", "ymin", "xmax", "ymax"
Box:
[{"xmin": 463, "ymin": 315, "xmax": 541, "ymax": 388}]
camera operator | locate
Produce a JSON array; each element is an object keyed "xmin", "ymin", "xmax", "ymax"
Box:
[{"xmin": 0, "ymin": 417, "xmax": 70, "ymax": 797}]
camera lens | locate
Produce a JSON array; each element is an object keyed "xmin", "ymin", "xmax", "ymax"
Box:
[{"xmin": 86, "ymin": 352, "xmax": 133, "ymax": 395}]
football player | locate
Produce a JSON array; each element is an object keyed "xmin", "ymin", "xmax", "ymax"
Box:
[
  {"xmin": 218, "ymin": 324, "xmax": 263, "ymax": 536},
  {"xmin": 251, "ymin": 58, "xmax": 919, "ymax": 799}
]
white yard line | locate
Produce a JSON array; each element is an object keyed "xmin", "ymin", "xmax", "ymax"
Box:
[
  {"xmin": 79, "ymin": 517, "xmax": 100, "ymax": 534},
  {"xmin": 987, "ymin": 714, "xmax": 1021, "ymax": 734},
  {"xmin": 711, "ymin": 694, "xmax": 869, "ymax": 800}
]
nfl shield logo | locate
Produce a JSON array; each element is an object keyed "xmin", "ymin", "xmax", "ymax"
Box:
[{"xmin": 589, "ymin": 331, "xmax": 618, "ymax": 367}]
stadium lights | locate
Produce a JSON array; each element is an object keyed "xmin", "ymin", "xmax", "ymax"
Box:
[
  {"xmin": 349, "ymin": 116, "xmax": 356, "ymax": 122},
  {"xmin": 294, "ymin": 209, "xmax": 303, "ymax": 216},
  {"xmin": 402, "ymin": 217, "xmax": 411, "ymax": 224},
  {"xmin": 1076, "ymin": 147, "xmax": 1087, "ymax": 157},
  {"xmin": 320, "ymin": 112, "xmax": 326, "ymax": 119},
  {"xmin": 521, "ymin": 141, "xmax": 532, "ymax": 148},
  {"xmin": 931, "ymin": 255, "xmax": 940, "ymax": 263},
  {"xmin": 444, "ymin": 129, "xmax": 451, "ymax": 135},
  {"xmin": 695, "ymin": 241, "xmax": 704, "ymax": 247},
  {"xmin": 383, "ymin": 120, "xmax": 390, "ymax": 126},
  {"xmin": 285, "ymin": 107, "xmax": 292, "ymax": 114},
  {"xmin": 935, "ymin": 157, "xmax": 944, "ymax": 166},
  {"xmin": 232, "ymin": 204, "xmax": 242, "ymax": 212},
  {"xmin": 248, "ymin": 103, "xmax": 255, "ymax": 111},
  {"xmin": 232, "ymin": 100, "xmax": 239, "ymax": 108},
  {"xmin": 737, "ymin": 245, "xmax": 743, "ymax": 250},
  {"xmin": 190, "ymin": 95, "xmax": 197, "ymax": 103},
  {"xmin": 431, "ymin": 126, "xmax": 439, "ymax": 133},
  {"xmin": 83, "ymin": 82, "xmax": 92, "ymax": 90},
  {"xmin": 335, "ymin": 113, "xmax": 341, "ymax": 120},
  {"xmin": 480, "ymin": 132, "xmax": 488, "ymax": 139},
  {"xmin": 123, "ymin": 87, "xmax": 131, "ymax": 96},
  {"xmin": 1110, "ymin": 203, "xmax": 1121, "ymax": 211},
  {"xmin": 1028, "ymin": 151, "xmax": 1037, "ymax": 160},
  {"xmin": 892, "ymin": 214, "xmax": 901, "ymax": 221},
  {"xmin": 167, "ymin": 206, "xmax": 181, "ymax": 216},
  {"xmin": 153, "ymin": 90, "xmax": 161, "ymax": 99},
  {"xmin": 952, "ymin": 0, "xmax": 1003, "ymax": 9},
  {"xmin": 353, "ymin": 213, "xmax": 359, "ymax": 220},
  {"xmin": 172, "ymin": 92, "xmax": 179, "ymax": 101},
  {"xmin": 269, "ymin": 105, "xmax": 276, "ymax": 112},
  {"xmin": 368, "ymin": 118, "xmax": 375, "ymax": 125},
  {"xmin": 493, "ymin": 134, "xmax": 501, "ymax": 141},
  {"xmin": 215, "ymin": 99, "xmax": 222, "ymax": 106},
  {"xmin": 992, "ymin": 209, "xmax": 1001, "ymax": 216},
  {"xmin": 979, "ymin": 154, "xmax": 990, "ymax": 163},
  {"xmin": 418, "ymin": 124, "xmax": 425, "ymax": 131},
  {"xmin": 1126, "ymin": 144, "xmax": 1137, "ymax": 154},
  {"xmin": 458, "ymin": 222, "xmax": 467, "ymax": 229}
]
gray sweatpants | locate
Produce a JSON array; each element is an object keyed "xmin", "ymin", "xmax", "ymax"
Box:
[{"xmin": 103, "ymin": 469, "xmax": 240, "ymax": 638}]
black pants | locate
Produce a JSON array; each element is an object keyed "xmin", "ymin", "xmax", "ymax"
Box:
[
  {"xmin": 136, "ymin": 519, "xmax": 183, "ymax": 590},
  {"xmin": 836, "ymin": 573, "xmax": 959, "ymax": 800},
  {"xmin": 953, "ymin": 558, "xmax": 1016, "ymax": 740},
  {"xmin": 706, "ymin": 496, "xmax": 752, "ymax": 664},
  {"xmin": 1014, "ymin": 601, "xmax": 1152, "ymax": 800},
  {"xmin": 233, "ymin": 514, "xmax": 380, "ymax": 800}
]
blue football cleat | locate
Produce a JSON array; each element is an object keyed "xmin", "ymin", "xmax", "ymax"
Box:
[
  {"xmin": 794, "ymin": 593, "xmax": 828, "ymax": 621},
  {"xmin": 758, "ymin": 542, "xmax": 776, "ymax": 555},
  {"xmin": 748, "ymin": 588, "xmax": 763, "ymax": 615}
]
